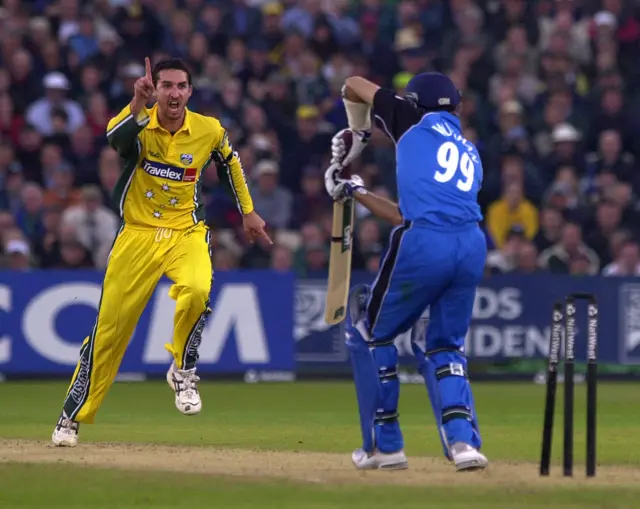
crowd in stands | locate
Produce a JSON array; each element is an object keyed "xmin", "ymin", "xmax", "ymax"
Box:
[{"xmin": 0, "ymin": 0, "xmax": 639, "ymax": 278}]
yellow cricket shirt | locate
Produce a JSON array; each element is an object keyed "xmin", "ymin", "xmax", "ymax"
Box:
[{"xmin": 106, "ymin": 104, "xmax": 253, "ymax": 229}]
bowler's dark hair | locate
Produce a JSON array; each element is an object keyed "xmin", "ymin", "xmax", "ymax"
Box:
[{"xmin": 152, "ymin": 58, "xmax": 192, "ymax": 86}]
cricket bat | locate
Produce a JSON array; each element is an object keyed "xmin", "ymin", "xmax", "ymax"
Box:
[{"xmin": 325, "ymin": 197, "xmax": 355, "ymax": 325}]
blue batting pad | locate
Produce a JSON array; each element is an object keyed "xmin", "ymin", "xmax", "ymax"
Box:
[
  {"xmin": 371, "ymin": 342, "xmax": 403, "ymax": 453},
  {"xmin": 346, "ymin": 285, "xmax": 403, "ymax": 454},
  {"xmin": 427, "ymin": 350, "xmax": 482, "ymax": 450},
  {"xmin": 411, "ymin": 340, "xmax": 450, "ymax": 459},
  {"xmin": 346, "ymin": 327, "xmax": 379, "ymax": 453}
]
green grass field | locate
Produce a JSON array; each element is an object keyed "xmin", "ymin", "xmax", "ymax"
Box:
[{"xmin": 1, "ymin": 380, "xmax": 639, "ymax": 508}]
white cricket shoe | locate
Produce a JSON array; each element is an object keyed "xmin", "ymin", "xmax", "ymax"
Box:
[
  {"xmin": 351, "ymin": 448, "xmax": 409, "ymax": 470},
  {"xmin": 51, "ymin": 412, "xmax": 79, "ymax": 447},
  {"xmin": 166, "ymin": 362, "xmax": 202, "ymax": 415},
  {"xmin": 450, "ymin": 442, "xmax": 488, "ymax": 471}
]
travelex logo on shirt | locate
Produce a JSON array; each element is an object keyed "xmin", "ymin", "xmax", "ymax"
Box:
[{"xmin": 141, "ymin": 158, "xmax": 197, "ymax": 182}]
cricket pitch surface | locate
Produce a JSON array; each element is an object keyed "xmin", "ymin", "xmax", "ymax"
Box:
[{"xmin": 2, "ymin": 439, "xmax": 639, "ymax": 488}]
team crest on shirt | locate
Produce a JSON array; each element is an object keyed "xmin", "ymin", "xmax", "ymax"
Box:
[{"xmin": 180, "ymin": 153, "xmax": 193, "ymax": 165}]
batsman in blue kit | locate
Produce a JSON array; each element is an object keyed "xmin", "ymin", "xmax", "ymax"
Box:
[{"xmin": 324, "ymin": 72, "xmax": 488, "ymax": 472}]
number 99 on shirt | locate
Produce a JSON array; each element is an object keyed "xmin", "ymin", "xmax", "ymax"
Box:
[{"xmin": 434, "ymin": 141, "xmax": 475, "ymax": 192}]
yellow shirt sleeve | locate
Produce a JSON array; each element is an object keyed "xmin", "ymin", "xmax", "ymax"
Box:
[
  {"xmin": 215, "ymin": 127, "xmax": 254, "ymax": 215},
  {"xmin": 106, "ymin": 104, "xmax": 150, "ymax": 156}
]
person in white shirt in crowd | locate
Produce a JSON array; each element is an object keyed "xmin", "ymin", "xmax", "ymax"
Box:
[
  {"xmin": 602, "ymin": 238, "xmax": 640, "ymax": 276},
  {"xmin": 25, "ymin": 72, "xmax": 85, "ymax": 137}
]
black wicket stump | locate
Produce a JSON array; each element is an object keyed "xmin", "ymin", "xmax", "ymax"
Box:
[
  {"xmin": 539, "ymin": 293, "xmax": 598, "ymax": 478},
  {"xmin": 564, "ymin": 295, "xmax": 576, "ymax": 476},
  {"xmin": 539, "ymin": 303, "xmax": 562, "ymax": 476},
  {"xmin": 585, "ymin": 296, "xmax": 598, "ymax": 477}
]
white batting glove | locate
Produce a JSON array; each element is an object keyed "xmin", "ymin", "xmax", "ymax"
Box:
[
  {"xmin": 330, "ymin": 128, "xmax": 371, "ymax": 167},
  {"xmin": 324, "ymin": 164, "xmax": 365, "ymax": 202}
]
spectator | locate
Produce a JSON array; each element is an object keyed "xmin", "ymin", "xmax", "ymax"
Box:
[
  {"xmin": 513, "ymin": 240, "xmax": 541, "ymax": 274},
  {"xmin": 584, "ymin": 200, "xmax": 622, "ymax": 267},
  {"xmin": 538, "ymin": 1, "xmax": 592, "ymax": 66},
  {"xmin": 33, "ymin": 204, "xmax": 64, "ymax": 268},
  {"xmin": 8, "ymin": 48, "xmax": 41, "ymax": 115},
  {"xmin": 0, "ymin": 141, "xmax": 22, "ymax": 207},
  {"xmin": 240, "ymin": 38, "xmax": 280, "ymax": 88},
  {"xmin": 0, "ymin": 211, "xmax": 16, "ymax": 243},
  {"xmin": 15, "ymin": 125, "xmax": 44, "ymax": 183},
  {"xmin": 534, "ymin": 206, "xmax": 565, "ymax": 253},
  {"xmin": 325, "ymin": 0, "xmax": 360, "ymax": 48},
  {"xmin": 0, "ymin": 94, "xmax": 24, "ymax": 146},
  {"xmin": 270, "ymin": 244, "xmax": 294, "ymax": 272},
  {"xmin": 68, "ymin": 125, "xmax": 100, "ymax": 185},
  {"xmin": 43, "ymin": 164, "xmax": 82, "ymax": 210},
  {"xmin": 483, "ymin": 152, "xmax": 543, "ymax": 212},
  {"xmin": 56, "ymin": 225, "xmax": 94, "ymax": 269},
  {"xmin": 539, "ymin": 221, "xmax": 600, "ymax": 275},
  {"xmin": 97, "ymin": 147, "xmax": 121, "ymax": 213},
  {"xmin": 3, "ymin": 237, "xmax": 32, "ymax": 271},
  {"xmin": 542, "ymin": 173, "xmax": 585, "ymax": 223},
  {"xmin": 249, "ymin": 160, "xmax": 293, "ymax": 230},
  {"xmin": 362, "ymin": 243, "xmax": 383, "ymax": 274},
  {"xmin": 604, "ymin": 182, "xmax": 640, "ymax": 229},
  {"xmin": 486, "ymin": 181, "xmax": 539, "ymax": 249},
  {"xmin": 279, "ymin": 105, "xmax": 331, "ymax": 193},
  {"xmin": 214, "ymin": 247, "xmax": 239, "ymax": 270},
  {"xmin": 61, "ymin": 185, "xmax": 119, "ymax": 269},
  {"xmin": 85, "ymin": 92, "xmax": 112, "ymax": 138},
  {"xmin": 67, "ymin": 14, "xmax": 100, "ymax": 64},
  {"xmin": 485, "ymin": 100, "xmax": 528, "ymax": 170},
  {"xmin": 603, "ymin": 226, "xmax": 626, "ymax": 263},
  {"xmin": 198, "ymin": 3, "xmax": 229, "ymax": 56},
  {"xmin": 298, "ymin": 242, "xmax": 329, "ymax": 277},
  {"xmin": 40, "ymin": 142, "xmax": 68, "ymax": 188},
  {"xmin": 240, "ymin": 234, "xmax": 274, "ymax": 269},
  {"xmin": 293, "ymin": 221, "xmax": 324, "ymax": 272},
  {"xmin": 290, "ymin": 165, "xmax": 332, "ymax": 228},
  {"xmin": 602, "ymin": 238, "xmax": 640, "ymax": 276},
  {"xmin": 353, "ymin": 217, "xmax": 383, "ymax": 270},
  {"xmin": 569, "ymin": 251, "xmax": 595, "ymax": 276},
  {"xmin": 586, "ymin": 86, "xmax": 632, "ymax": 152},
  {"xmin": 485, "ymin": 224, "xmax": 528, "ymax": 275},
  {"xmin": 226, "ymin": 0, "xmax": 263, "ymax": 40},
  {"xmin": 25, "ymin": 72, "xmax": 86, "ymax": 137},
  {"xmin": 541, "ymin": 123, "xmax": 584, "ymax": 179},
  {"xmin": 584, "ymin": 130, "xmax": 637, "ymax": 192},
  {"xmin": 15, "ymin": 183, "xmax": 46, "ymax": 245}
]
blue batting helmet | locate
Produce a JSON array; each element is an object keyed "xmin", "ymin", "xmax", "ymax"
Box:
[{"xmin": 404, "ymin": 72, "xmax": 461, "ymax": 110}]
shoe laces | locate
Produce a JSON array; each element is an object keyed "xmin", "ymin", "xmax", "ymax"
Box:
[
  {"xmin": 59, "ymin": 416, "xmax": 79, "ymax": 432},
  {"xmin": 177, "ymin": 369, "xmax": 200, "ymax": 399}
]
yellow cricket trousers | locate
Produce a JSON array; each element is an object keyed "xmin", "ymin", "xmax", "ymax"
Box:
[{"xmin": 62, "ymin": 221, "xmax": 213, "ymax": 423}]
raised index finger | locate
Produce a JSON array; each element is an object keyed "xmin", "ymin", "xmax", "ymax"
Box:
[
  {"xmin": 259, "ymin": 228, "xmax": 274, "ymax": 245},
  {"xmin": 144, "ymin": 57, "xmax": 152, "ymax": 80}
]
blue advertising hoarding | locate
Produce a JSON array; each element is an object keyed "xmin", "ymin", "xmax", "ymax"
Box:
[
  {"xmin": 0, "ymin": 270, "xmax": 295, "ymax": 375},
  {"xmin": 2, "ymin": 270, "xmax": 640, "ymax": 377},
  {"xmin": 294, "ymin": 273, "xmax": 640, "ymax": 368}
]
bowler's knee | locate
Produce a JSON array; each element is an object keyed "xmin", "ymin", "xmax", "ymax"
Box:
[{"xmin": 177, "ymin": 280, "xmax": 211, "ymax": 309}]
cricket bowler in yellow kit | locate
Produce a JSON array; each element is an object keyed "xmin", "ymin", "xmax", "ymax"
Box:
[{"xmin": 52, "ymin": 58, "xmax": 271, "ymax": 447}]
